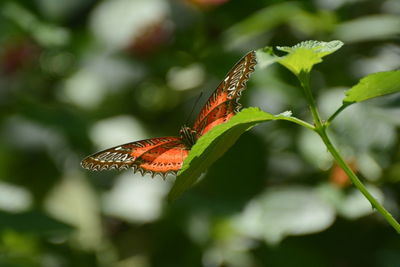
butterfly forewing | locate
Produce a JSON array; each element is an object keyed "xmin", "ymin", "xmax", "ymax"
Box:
[
  {"xmin": 194, "ymin": 99, "xmax": 237, "ymax": 136},
  {"xmin": 192, "ymin": 51, "xmax": 257, "ymax": 135},
  {"xmin": 81, "ymin": 137, "xmax": 188, "ymax": 177}
]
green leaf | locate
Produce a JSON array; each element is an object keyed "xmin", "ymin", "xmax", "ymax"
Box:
[
  {"xmin": 343, "ymin": 70, "xmax": 400, "ymax": 103},
  {"xmin": 277, "ymin": 40, "xmax": 343, "ymax": 76},
  {"xmin": 0, "ymin": 210, "xmax": 73, "ymax": 236},
  {"xmin": 168, "ymin": 107, "xmax": 297, "ymax": 201},
  {"xmin": 255, "ymin": 47, "xmax": 280, "ymax": 69},
  {"xmin": 335, "ymin": 15, "xmax": 400, "ymax": 43},
  {"xmin": 223, "ymin": 3, "xmax": 302, "ymax": 46},
  {"xmin": 222, "ymin": 4, "xmax": 336, "ymax": 50}
]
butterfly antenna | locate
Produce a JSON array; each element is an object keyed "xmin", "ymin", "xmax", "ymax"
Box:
[{"xmin": 185, "ymin": 92, "xmax": 203, "ymax": 126}]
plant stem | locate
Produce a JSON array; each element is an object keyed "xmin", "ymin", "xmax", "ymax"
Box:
[
  {"xmin": 298, "ymin": 72, "xmax": 323, "ymax": 128},
  {"xmin": 299, "ymin": 72, "xmax": 400, "ymax": 234},
  {"xmin": 279, "ymin": 116, "xmax": 315, "ymax": 131},
  {"xmin": 326, "ymin": 103, "xmax": 352, "ymax": 126},
  {"xmin": 319, "ymin": 130, "xmax": 400, "ymax": 233}
]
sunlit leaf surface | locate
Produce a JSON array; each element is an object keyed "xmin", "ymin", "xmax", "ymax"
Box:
[
  {"xmin": 276, "ymin": 40, "xmax": 343, "ymax": 76},
  {"xmin": 343, "ymin": 70, "xmax": 400, "ymax": 103}
]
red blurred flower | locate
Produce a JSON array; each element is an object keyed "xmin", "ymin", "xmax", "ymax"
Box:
[
  {"xmin": 187, "ymin": 0, "xmax": 230, "ymax": 8},
  {"xmin": 127, "ymin": 19, "xmax": 172, "ymax": 56},
  {"xmin": 329, "ymin": 160, "xmax": 358, "ymax": 188},
  {"xmin": 1, "ymin": 39, "xmax": 40, "ymax": 74}
]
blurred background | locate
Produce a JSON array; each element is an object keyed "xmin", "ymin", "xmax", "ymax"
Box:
[{"xmin": 1, "ymin": 0, "xmax": 400, "ymax": 266}]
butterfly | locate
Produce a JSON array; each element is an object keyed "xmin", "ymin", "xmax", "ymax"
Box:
[{"xmin": 81, "ymin": 51, "xmax": 257, "ymax": 178}]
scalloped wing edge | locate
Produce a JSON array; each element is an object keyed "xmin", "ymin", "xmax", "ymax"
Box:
[{"xmin": 81, "ymin": 161, "xmax": 177, "ymax": 179}]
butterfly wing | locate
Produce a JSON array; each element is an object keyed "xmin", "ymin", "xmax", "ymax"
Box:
[
  {"xmin": 81, "ymin": 137, "xmax": 190, "ymax": 177},
  {"xmin": 81, "ymin": 51, "xmax": 256, "ymax": 176},
  {"xmin": 193, "ymin": 99, "xmax": 237, "ymax": 136},
  {"xmin": 192, "ymin": 51, "xmax": 257, "ymax": 136}
]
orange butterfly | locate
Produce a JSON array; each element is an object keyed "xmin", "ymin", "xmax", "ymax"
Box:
[{"xmin": 81, "ymin": 51, "xmax": 257, "ymax": 178}]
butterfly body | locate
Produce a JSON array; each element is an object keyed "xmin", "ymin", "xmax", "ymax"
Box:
[
  {"xmin": 179, "ymin": 125, "xmax": 198, "ymax": 148},
  {"xmin": 81, "ymin": 51, "xmax": 257, "ymax": 178}
]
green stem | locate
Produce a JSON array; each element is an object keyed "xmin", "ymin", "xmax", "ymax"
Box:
[
  {"xmin": 299, "ymin": 71, "xmax": 400, "ymax": 234},
  {"xmin": 319, "ymin": 130, "xmax": 400, "ymax": 233},
  {"xmin": 326, "ymin": 103, "xmax": 352, "ymax": 126},
  {"xmin": 298, "ymin": 72, "xmax": 323, "ymax": 128},
  {"xmin": 279, "ymin": 116, "xmax": 315, "ymax": 131}
]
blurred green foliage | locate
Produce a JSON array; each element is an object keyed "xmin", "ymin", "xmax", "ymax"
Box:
[{"xmin": 0, "ymin": 0, "xmax": 399, "ymax": 266}]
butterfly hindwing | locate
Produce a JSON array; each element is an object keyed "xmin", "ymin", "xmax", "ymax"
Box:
[
  {"xmin": 81, "ymin": 137, "xmax": 189, "ymax": 177},
  {"xmin": 192, "ymin": 51, "xmax": 257, "ymax": 135},
  {"xmin": 134, "ymin": 140, "xmax": 190, "ymax": 177}
]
